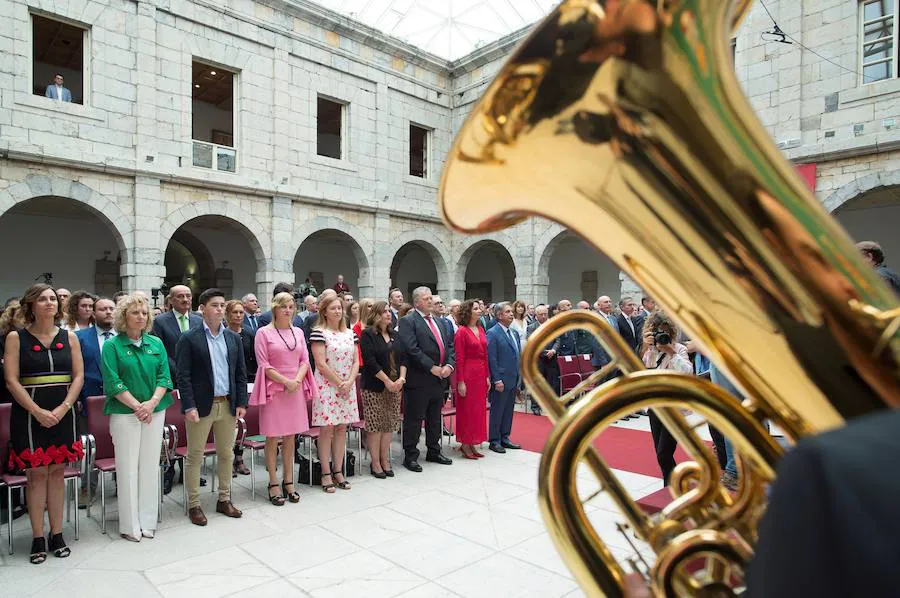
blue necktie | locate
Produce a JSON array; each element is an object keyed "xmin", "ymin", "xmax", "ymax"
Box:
[{"xmin": 507, "ymin": 328, "xmax": 519, "ymax": 356}]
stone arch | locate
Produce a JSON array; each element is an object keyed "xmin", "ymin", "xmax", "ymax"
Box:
[
  {"xmin": 291, "ymin": 216, "xmax": 373, "ymax": 294},
  {"xmin": 388, "ymin": 230, "xmax": 451, "ymax": 294},
  {"xmin": 535, "ymin": 226, "xmax": 576, "ymax": 281},
  {"xmin": 160, "ymin": 200, "xmax": 271, "ymax": 272},
  {"xmin": 534, "ymin": 226, "xmax": 621, "ymax": 304},
  {"xmin": 0, "ymin": 174, "xmax": 134, "ymax": 257},
  {"xmin": 456, "ymin": 234, "xmax": 518, "ymax": 302},
  {"xmin": 822, "ymin": 170, "xmax": 900, "ymax": 213}
]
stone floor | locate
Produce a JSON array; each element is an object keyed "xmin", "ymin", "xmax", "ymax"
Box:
[{"xmin": 0, "ymin": 424, "xmax": 663, "ymax": 597}]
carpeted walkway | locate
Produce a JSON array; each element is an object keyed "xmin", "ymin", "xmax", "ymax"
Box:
[{"xmin": 508, "ymin": 411, "xmax": 693, "ymax": 478}]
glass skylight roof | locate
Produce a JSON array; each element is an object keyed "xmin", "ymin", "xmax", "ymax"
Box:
[{"xmin": 308, "ymin": 0, "xmax": 561, "ymax": 61}]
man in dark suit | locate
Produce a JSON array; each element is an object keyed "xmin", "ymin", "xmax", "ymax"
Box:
[
  {"xmin": 745, "ymin": 407, "xmax": 900, "ymax": 597},
  {"xmin": 397, "ymin": 286, "xmax": 455, "ymax": 471},
  {"xmin": 527, "ymin": 304, "xmax": 554, "ymax": 416},
  {"xmin": 486, "ymin": 302, "xmax": 522, "ymax": 453},
  {"xmin": 151, "ymin": 284, "xmax": 202, "ymax": 493},
  {"xmin": 75, "ymin": 296, "xmax": 117, "ymax": 506},
  {"xmin": 616, "ymin": 296, "xmax": 641, "ymax": 354},
  {"xmin": 175, "ymin": 288, "xmax": 248, "ymax": 526},
  {"xmin": 257, "ymin": 282, "xmax": 304, "ymax": 327},
  {"xmin": 480, "ymin": 301, "xmax": 498, "ymax": 330},
  {"xmin": 240, "ymin": 293, "xmax": 261, "ymax": 335},
  {"xmin": 389, "ymin": 288, "xmax": 404, "ymax": 329},
  {"xmin": 151, "ymin": 285, "xmax": 202, "ymax": 382}
]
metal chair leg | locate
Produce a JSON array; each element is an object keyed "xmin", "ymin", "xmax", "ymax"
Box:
[
  {"xmin": 250, "ymin": 449, "xmax": 255, "ymax": 500},
  {"xmin": 73, "ymin": 477, "xmax": 79, "ymax": 540},
  {"xmin": 7, "ymin": 486, "xmax": 13, "ymax": 555},
  {"xmin": 100, "ymin": 471, "xmax": 107, "ymax": 534},
  {"xmin": 307, "ymin": 440, "xmax": 313, "ymax": 487}
]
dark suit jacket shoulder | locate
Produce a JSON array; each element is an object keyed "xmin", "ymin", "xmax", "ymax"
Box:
[
  {"xmin": 397, "ymin": 311, "xmax": 455, "ymax": 389},
  {"xmin": 76, "ymin": 327, "xmax": 103, "ymax": 402},
  {"xmin": 748, "ymin": 409, "xmax": 900, "ymax": 598}
]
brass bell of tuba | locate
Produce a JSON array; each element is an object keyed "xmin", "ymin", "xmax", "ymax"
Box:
[{"xmin": 438, "ymin": 0, "xmax": 900, "ymax": 596}]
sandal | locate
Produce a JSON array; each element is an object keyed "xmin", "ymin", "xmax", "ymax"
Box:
[
  {"xmin": 333, "ymin": 468, "xmax": 351, "ymax": 490},
  {"xmin": 30, "ymin": 537, "xmax": 47, "ymax": 565},
  {"xmin": 48, "ymin": 533, "xmax": 70, "ymax": 558},
  {"xmin": 321, "ymin": 471, "xmax": 336, "ymax": 494},
  {"xmin": 267, "ymin": 483, "xmax": 286, "ymax": 506},
  {"xmin": 282, "ymin": 480, "xmax": 300, "ymax": 503}
]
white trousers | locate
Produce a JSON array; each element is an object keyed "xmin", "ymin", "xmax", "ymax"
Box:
[{"xmin": 109, "ymin": 410, "xmax": 165, "ymax": 538}]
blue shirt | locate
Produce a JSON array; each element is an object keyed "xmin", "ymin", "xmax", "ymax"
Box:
[{"xmin": 204, "ymin": 321, "xmax": 230, "ymax": 397}]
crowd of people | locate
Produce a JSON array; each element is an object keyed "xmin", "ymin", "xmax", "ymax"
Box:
[{"xmin": 1, "ymin": 238, "xmax": 897, "ymax": 567}]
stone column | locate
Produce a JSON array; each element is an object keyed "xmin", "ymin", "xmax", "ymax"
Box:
[
  {"xmin": 122, "ymin": 176, "xmax": 166, "ymax": 293},
  {"xmin": 369, "ymin": 212, "xmax": 392, "ymax": 299},
  {"xmin": 265, "ymin": 195, "xmax": 295, "ymax": 302}
]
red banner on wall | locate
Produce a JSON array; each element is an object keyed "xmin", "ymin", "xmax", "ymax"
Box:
[{"xmin": 795, "ymin": 163, "xmax": 817, "ymax": 193}]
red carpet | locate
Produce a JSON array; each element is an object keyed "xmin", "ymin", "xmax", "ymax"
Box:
[{"xmin": 508, "ymin": 411, "xmax": 693, "ymax": 479}]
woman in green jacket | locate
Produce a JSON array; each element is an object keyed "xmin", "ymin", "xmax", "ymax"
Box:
[{"xmin": 100, "ymin": 294, "xmax": 173, "ymax": 542}]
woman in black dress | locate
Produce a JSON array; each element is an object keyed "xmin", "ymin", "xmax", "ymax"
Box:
[{"xmin": 3, "ymin": 284, "xmax": 84, "ymax": 564}]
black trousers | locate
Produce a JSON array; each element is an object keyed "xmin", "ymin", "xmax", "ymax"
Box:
[
  {"xmin": 648, "ymin": 409, "xmax": 677, "ymax": 486},
  {"xmin": 402, "ymin": 384, "xmax": 444, "ymax": 461},
  {"xmin": 707, "ymin": 424, "xmax": 728, "ymax": 471}
]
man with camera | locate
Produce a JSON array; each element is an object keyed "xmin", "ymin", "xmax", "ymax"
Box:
[{"xmin": 640, "ymin": 312, "xmax": 692, "ymax": 486}]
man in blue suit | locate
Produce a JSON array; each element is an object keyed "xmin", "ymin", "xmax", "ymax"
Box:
[
  {"xmin": 257, "ymin": 282, "xmax": 304, "ymax": 327},
  {"xmin": 45, "ymin": 73, "xmax": 72, "ymax": 102},
  {"xmin": 487, "ymin": 302, "xmax": 522, "ymax": 453},
  {"xmin": 75, "ymin": 296, "xmax": 116, "ymax": 506}
]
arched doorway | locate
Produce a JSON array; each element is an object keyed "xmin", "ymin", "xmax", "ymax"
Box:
[
  {"xmin": 462, "ymin": 240, "xmax": 516, "ymax": 302},
  {"xmin": 541, "ymin": 231, "xmax": 619, "ymax": 305},
  {"xmin": 833, "ymin": 186, "xmax": 900, "ymax": 270},
  {"xmin": 164, "ymin": 215, "xmax": 261, "ymax": 303},
  {"xmin": 0, "ymin": 196, "xmax": 122, "ymax": 300},
  {"xmin": 294, "ymin": 229, "xmax": 368, "ymax": 297},
  {"xmin": 390, "ymin": 241, "xmax": 441, "ymax": 298}
]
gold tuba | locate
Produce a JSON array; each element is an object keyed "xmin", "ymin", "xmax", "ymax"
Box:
[{"xmin": 439, "ymin": 0, "xmax": 900, "ymax": 595}]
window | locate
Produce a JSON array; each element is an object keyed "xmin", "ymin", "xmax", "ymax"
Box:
[
  {"xmin": 32, "ymin": 13, "xmax": 87, "ymax": 104},
  {"xmin": 317, "ymin": 97, "xmax": 345, "ymax": 160},
  {"xmin": 409, "ymin": 124, "xmax": 430, "ymax": 178},
  {"xmin": 860, "ymin": 0, "xmax": 898, "ymax": 84},
  {"xmin": 191, "ymin": 61, "xmax": 236, "ymax": 172}
]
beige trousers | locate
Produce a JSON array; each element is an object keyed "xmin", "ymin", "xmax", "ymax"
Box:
[{"xmin": 185, "ymin": 399, "xmax": 236, "ymax": 509}]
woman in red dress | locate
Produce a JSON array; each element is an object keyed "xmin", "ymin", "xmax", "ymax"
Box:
[{"xmin": 453, "ymin": 299, "xmax": 489, "ymax": 459}]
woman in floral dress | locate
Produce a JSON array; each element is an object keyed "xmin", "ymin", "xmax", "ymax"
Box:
[{"xmin": 310, "ymin": 293, "xmax": 359, "ymax": 493}]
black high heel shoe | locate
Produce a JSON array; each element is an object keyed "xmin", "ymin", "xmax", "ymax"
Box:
[
  {"xmin": 48, "ymin": 533, "xmax": 70, "ymax": 558},
  {"xmin": 267, "ymin": 483, "xmax": 286, "ymax": 506},
  {"xmin": 30, "ymin": 537, "xmax": 47, "ymax": 565},
  {"xmin": 282, "ymin": 480, "xmax": 300, "ymax": 503},
  {"xmin": 370, "ymin": 465, "xmax": 387, "ymax": 479}
]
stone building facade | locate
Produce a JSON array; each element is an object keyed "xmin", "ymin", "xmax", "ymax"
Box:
[
  {"xmin": 735, "ymin": 0, "xmax": 900, "ymax": 265},
  {"xmin": 1, "ymin": 0, "xmax": 895, "ymax": 308}
]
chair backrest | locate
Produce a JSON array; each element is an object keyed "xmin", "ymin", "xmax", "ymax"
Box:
[
  {"xmin": 242, "ymin": 404, "xmax": 260, "ymax": 437},
  {"xmin": 577, "ymin": 353, "xmax": 596, "ymax": 376},
  {"xmin": 305, "ymin": 396, "xmax": 315, "ymax": 427},
  {"xmin": 0, "ymin": 402, "xmax": 11, "ymax": 474},
  {"xmin": 448, "ymin": 371, "xmax": 457, "ymax": 405},
  {"xmin": 557, "ymin": 355, "xmax": 580, "ymax": 378},
  {"xmin": 86, "ymin": 395, "xmax": 114, "ymax": 459},
  {"xmin": 165, "ymin": 397, "xmax": 187, "ymax": 448}
]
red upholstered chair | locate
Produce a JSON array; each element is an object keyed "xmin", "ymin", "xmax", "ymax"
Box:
[
  {"xmin": 237, "ymin": 405, "xmax": 265, "ymax": 499},
  {"xmin": 297, "ymin": 398, "xmax": 320, "ymax": 487},
  {"xmin": 1, "ymin": 402, "xmax": 81, "ymax": 554},
  {"xmin": 557, "ymin": 355, "xmax": 583, "ymax": 396},
  {"xmin": 85, "ymin": 395, "xmax": 119, "ymax": 533}
]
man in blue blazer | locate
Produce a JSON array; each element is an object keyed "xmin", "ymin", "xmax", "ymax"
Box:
[
  {"xmin": 175, "ymin": 288, "xmax": 247, "ymax": 526},
  {"xmin": 487, "ymin": 302, "xmax": 522, "ymax": 453},
  {"xmin": 75, "ymin": 296, "xmax": 117, "ymax": 505},
  {"xmin": 45, "ymin": 73, "xmax": 72, "ymax": 102},
  {"xmin": 150, "ymin": 284, "xmax": 202, "ymax": 384}
]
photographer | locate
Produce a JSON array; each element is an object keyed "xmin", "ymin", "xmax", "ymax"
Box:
[{"xmin": 640, "ymin": 312, "xmax": 691, "ymax": 485}]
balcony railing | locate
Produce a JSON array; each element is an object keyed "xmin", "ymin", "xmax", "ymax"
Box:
[{"xmin": 192, "ymin": 140, "xmax": 236, "ymax": 173}]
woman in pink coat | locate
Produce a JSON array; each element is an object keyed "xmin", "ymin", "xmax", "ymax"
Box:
[{"xmin": 248, "ymin": 292, "xmax": 317, "ymax": 505}]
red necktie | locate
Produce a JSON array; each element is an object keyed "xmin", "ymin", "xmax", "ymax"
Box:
[{"xmin": 425, "ymin": 315, "xmax": 445, "ymax": 364}]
